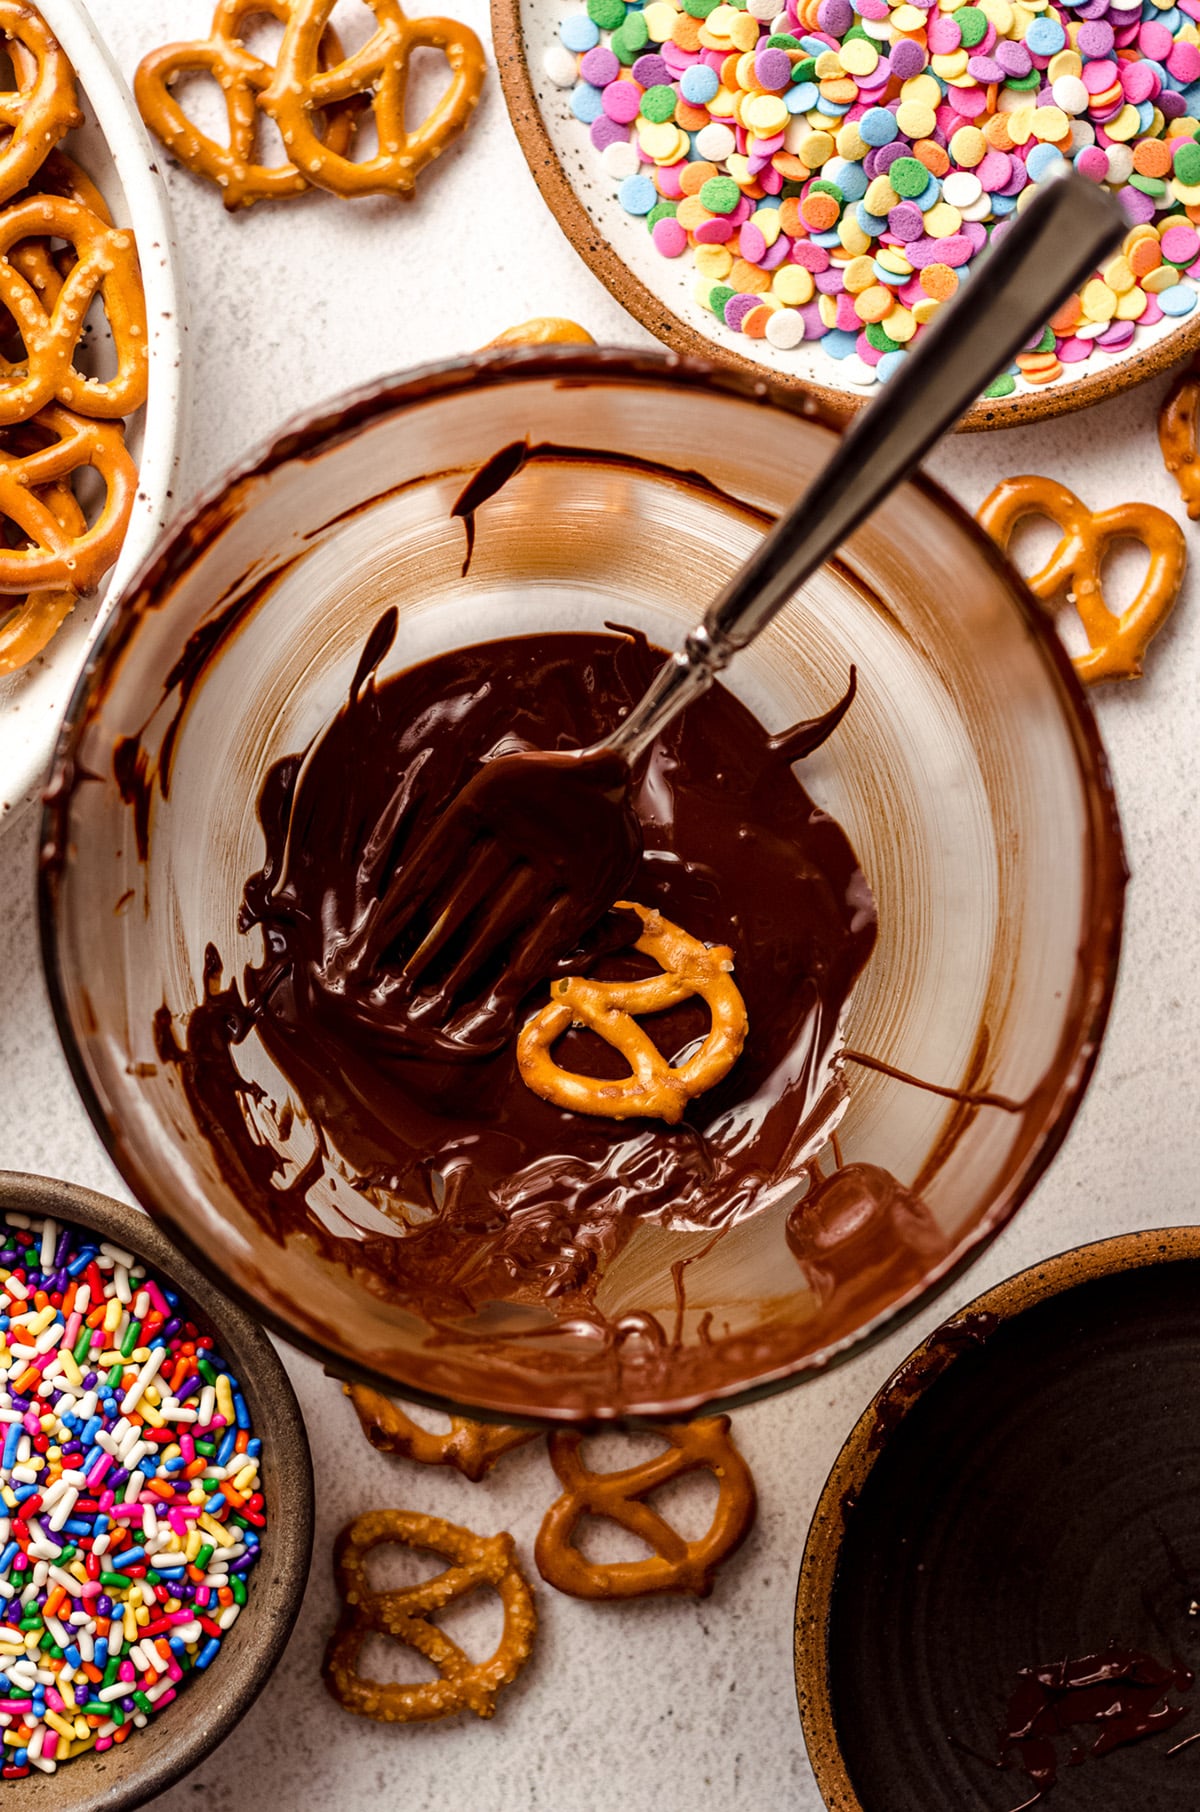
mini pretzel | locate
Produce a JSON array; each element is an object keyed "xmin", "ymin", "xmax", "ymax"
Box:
[
  {"xmin": 0, "ymin": 474, "xmax": 81, "ymax": 672},
  {"xmin": 0, "ymin": 405, "xmax": 136, "ymax": 593},
  {"xmin": 135, "ymin": 0, "xmax": 363, "ymax": 211},
  {"xmin": 535, "ymin": 1417, "xmax": 757, "ymax": 1600},
  {"xmin": 345, "ymin": 1382, "xmax": 537, "ymax": 1481},
  {"xmin": 261, "ymin": 0, "xmax": 486, "ymax": 200},
  {"xmin": 323, "ymin": 1508, "xmax": 536, "ymax": 1722},
  {"xmin": 1159, "ymin": 357, "xmax": 1200, "ymax": 521},
  {"xmin": 517, "ymin": 902, "xmax": 748, "ymax": 1124},
  {"xmin": 0, "ymin": 195, "xmax": 147, "ymax": 422},
  {"xmin": 0, "ymin": 3, "xmax": 82, "ymax": 207},
  {"xmin": 977, "ymin": 475, "xmax": 1186, "ymax": 684}
]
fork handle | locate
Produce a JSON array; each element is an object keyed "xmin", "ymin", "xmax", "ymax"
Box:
[{"xmin": 604, "ymin": 170, "xmax": 1126, "ymax": 767}]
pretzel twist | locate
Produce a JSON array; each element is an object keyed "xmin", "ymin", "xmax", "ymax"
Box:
[
  {"xmin": 0, "ymin": 3, "xmax": 81, "ymax": 206},
  {"xmin": 0, "ymin": 404, "xmax": 136, "ymax": 593},
  {"xmin": 535, "ymin": 1417, "xmax": 757, "ymax": 1600},
  {"xmin": 0, "ymin": 472, "xmax": 81, "ymax": 672},
  {"xmin": 1159, "ymin": 357, "xmax": 1200, "ymax": 522},
  {"xmin": 323, "ymin": 1509, "xmax": 537, "ymax": 1722},
  {"xmin": 517, "ymin": 901, "xmax": 748, "ymax": 1124},
  {"xmin": 345, "ymin": 1382, "xmax": 537, "ymax": 1481},
  {"xmin": 977, "ymin": 474, "xmax": 1186, "ymax": 684},
  {"xmin": 262, "ymin": 0, "xmax": 486, "ymax": 199},
  {"xmin": 134, "ymin": 0, "xmax": 362, "ymax": 211},
  {"xmin": 0, "ymin": 195, "xmax": 147, "ymax": 422}
]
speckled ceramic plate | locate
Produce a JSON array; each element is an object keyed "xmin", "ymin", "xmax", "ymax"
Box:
[
  {"xmin": 492, "ymin": 0, "xmax": 1200, "ymax": 429},
  {"xmin": 795, "ymin": 1228, "xmax": 1200, "ymax": 1812},
  {"xmin": 0, "ymin": 0, "xmax": 185, "ymax": 826}
]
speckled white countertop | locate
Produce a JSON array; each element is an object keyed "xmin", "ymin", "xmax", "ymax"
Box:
[{"xmin": 0, "ymin": 2, "xmax": 1197, "ymax": 1806}]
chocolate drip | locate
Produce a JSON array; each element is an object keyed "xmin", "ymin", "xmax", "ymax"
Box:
[
  {"xmin": 157, "ymin": 625, "xmax": 876, "ymax": 1317},
  {"xmin": 1001, "ymin": 1645, "xmax": 1193, "ymax": 1801}
]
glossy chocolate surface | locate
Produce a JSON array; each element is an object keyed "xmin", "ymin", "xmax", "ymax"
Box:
[
  {"xmin": 825, "ymin": 1261, "xmax": 1200, "ymax": 1810},
  {"xmin": 156, "ymin": 625, "xmax": 877, "ymax": 1320}
]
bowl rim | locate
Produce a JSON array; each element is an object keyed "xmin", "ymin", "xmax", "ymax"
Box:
[
  {"xmin": 792, "ymin": 1225, "xmax": 1200, "ymax": 1812},
  {"xmin": 488, "ymin": 0, "xmax": 1200, "ymax": 433},
  {"xmin": 37, "ymin": 343, "xmax": 1126, "ymax": 1425},
  {"xmin": 0, "ymin": 1169, "xmax": 313, "ymax": 1809}
]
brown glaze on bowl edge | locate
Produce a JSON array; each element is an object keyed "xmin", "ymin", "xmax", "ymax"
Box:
[{"xmin": 0, "ymin": 1171, "xmax": 314, "ymax": 1811}]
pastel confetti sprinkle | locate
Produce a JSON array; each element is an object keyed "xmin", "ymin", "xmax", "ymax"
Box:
[
  {"xmin": 554, "ymin": 0, "xmax": 1200, "ymax": 390},
  {"xmin": 0, "ymin": 1212, "xmax": 263, "ymax": 1778}
]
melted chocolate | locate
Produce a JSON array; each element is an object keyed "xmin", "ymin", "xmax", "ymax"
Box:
[
  {"xmin": 1001, "ymin": 1646, "xmax": 1193, "ymax": 1803},
  {"xmin": 158, "ymin": 626, "xmax": 877, "ymax": 1316},
  {"xmin": 785, "ymin": 1161, "xmax": 949, "ymax": 1322}
]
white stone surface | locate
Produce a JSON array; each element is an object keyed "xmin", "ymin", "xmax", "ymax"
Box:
[{"xmin": 0, "ymin": 2, "xmax": 1196, "ymax": 1806}]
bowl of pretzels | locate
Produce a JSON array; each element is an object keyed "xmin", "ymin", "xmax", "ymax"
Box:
[
  {"xmin": 0, "ymin": 0, "xmax": 184, "ymax": 815},
  {"xmin": 40, "ymin": 342, "xmax": 1123, "ymax": 1425}
]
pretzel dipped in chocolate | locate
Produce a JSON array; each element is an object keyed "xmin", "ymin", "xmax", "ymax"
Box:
[
  {"xmin": 261, "ymin": 0, "xmax": 486, "ymax": 200},
  {"xmin": 977, "ymin": 475, "xmax": 1185, "ymax": 685},
  {"xmin": 0, "ymin": 473, "xmax": 81, "ymax": 672},
  {"xmin": 0, "ymin": 195, "xmax": 147, "ymax": 422},
  {"xmin": 345, "ymin": 1382, "xmax": 537, "ymax": 1482},
  {"xmin": 0, "ymin": 405, "xmax": 135, "ymax": 593},
  {"xmin": 135, "ymin": 0, "xmax": 363, "ymax": 211},
  {"xmin": 323, "ymin": 1509, "xmax": 536, "ymax": 1722},
  {"xmin": 517, "ymin": 902, "xmax": 748, "ymax": 1124},
  {"xmin": 1159, "ymin": 357, "xmax": 1200, "ymax": 522},
  {"xmin": 535, "ymin": 1417, "xmax": 757, "ymax": 1600},
  {"xmin": 0, "ymin": 3, "xmax": 81, "ymax": 207}
]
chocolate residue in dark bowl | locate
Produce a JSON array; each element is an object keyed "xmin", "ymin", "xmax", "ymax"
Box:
[{"xmin": 795, "ymin": 1231, "xmax": 1200, "ymax": 1812}]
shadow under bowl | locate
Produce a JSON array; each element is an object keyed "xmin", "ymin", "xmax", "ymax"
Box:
[
  {"xmin": 39, "ymin": 345, "xmax": 1124, "ymax": 1422},
  {"xmin": 0, "ymin": 1172, "xmax": 313, "ymax": 1811}
]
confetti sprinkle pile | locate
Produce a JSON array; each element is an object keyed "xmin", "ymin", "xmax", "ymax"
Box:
[
  {"xmin": 546, "ymin": 0, "xmax": 1200, "ymax": 390},
  {"xmin": 0, "ymin": 1211, "xmax": 263, "ymax": 1778}
]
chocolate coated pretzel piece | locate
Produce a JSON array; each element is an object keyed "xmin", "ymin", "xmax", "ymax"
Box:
[
  {"xmin": 535, "ymin": 1416, "xmax": 757, "ymax": 1599},
  {"xmin": 518, "ymin": 902, "xmax": 748, "ymax": 1123},
  {"xmin": 0, "ymin": 194, "xmax": 147, "ymax": 422},
  {"xmin": 135, "ymin": 0, "xmax": 362, "ymax": 210},
  {"xmin": 1159, "ymin": 356, "xmax": 1200, "ymax": 522},
  {"xmin": 345, "ymin": 1382, "xmax": 537, "ymax": 1481},
  {"xmin": 0, "ymin": 3, "xmax": 81, "ymax": 207},
  {"xmin": 323, "ymin": 1508, "xmax": 537, "ymax": 1722},
  {"xmin": 0, "ymin": 404, "xmax": 135, "ymax": 592},
  {"xmin": 977, "ymin": 474, "xmax": 1185, "ymax": 685},
  {"xmin": 262, "ymin": 0, "xmax": 486, "ymax": 199}
]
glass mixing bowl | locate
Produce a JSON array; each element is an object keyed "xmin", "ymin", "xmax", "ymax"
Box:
[{"xmin": 39, "ymin": 347, "xmax": 1124, "ymax": 1422}]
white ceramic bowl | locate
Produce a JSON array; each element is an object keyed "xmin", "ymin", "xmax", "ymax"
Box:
[{"xmin": 0, "ymin": 0, "xmax": 186, "ymax": 820}]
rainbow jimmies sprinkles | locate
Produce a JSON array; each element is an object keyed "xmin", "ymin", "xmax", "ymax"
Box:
[
  {"xmin": 546, "ymin": 0, "xmax": 1200, "ymax": 389},
  {"xmin": 0, "ymin": 1212, "xmax": 263, "ymax": 1777}
]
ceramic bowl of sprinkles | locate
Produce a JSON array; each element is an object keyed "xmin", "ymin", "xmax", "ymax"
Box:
[
  {"xmin": 492, "ymin": 0, "xmax": 1200, "ymax": 424},
  {"xmin": 0, "ymin": 1171, "xmax": 312, "ymax": 1807}
]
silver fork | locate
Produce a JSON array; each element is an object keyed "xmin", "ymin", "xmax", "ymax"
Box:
[{"xmin": 347, "ymin": 171, "xmax": 1126, "ymax": 1055}]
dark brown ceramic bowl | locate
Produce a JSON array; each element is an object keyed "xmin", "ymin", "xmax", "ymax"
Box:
[
  {"xmin": 0, "ymin": 1172, "xmax": 313, "ymax": 1811},
  {"xmin": 795, "ymin": 1227, "xmax": 1200, "ymax": 1812}
]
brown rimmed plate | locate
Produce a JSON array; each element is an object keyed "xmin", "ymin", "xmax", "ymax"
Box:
[
  {"xmin": 491, "ymin": 0, "xmax": 1200, "ymax": 430},
  {"xmin": 795, "ymin": 1228, "xmax": 1200, "ymax": 1811}
]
